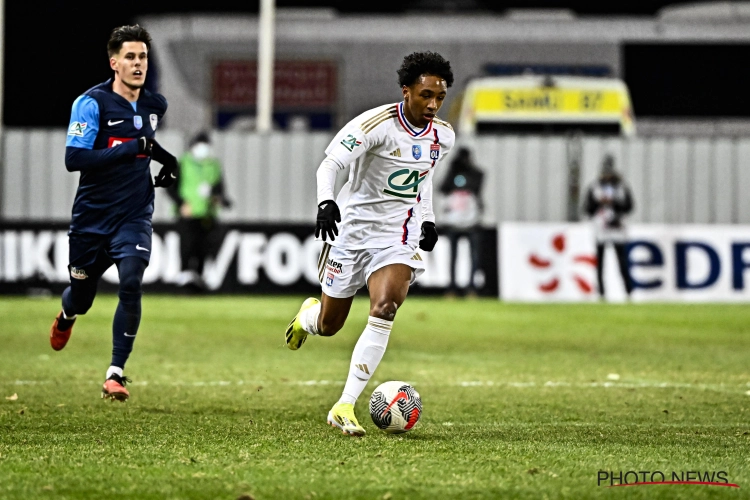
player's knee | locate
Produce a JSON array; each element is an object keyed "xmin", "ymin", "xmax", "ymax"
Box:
[
  {"xmin": 118, "ymin": 258, "xmax": 146, "ymax": 296},
  {"xmin": 370, "ymin": 300, "xmax": 398, "ymax": 322},
  {"xmin": 119, "ymin": 274, "xmax": 143, "ymax": 297},
  {"xmin": 117, "ymin": 278, "xmax": 142, "ymax": 314}
]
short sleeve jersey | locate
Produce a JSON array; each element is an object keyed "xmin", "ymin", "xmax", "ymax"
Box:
[
  {"xmin": 66, "ymin": 79, "xmax": 167, "ymax": 234},
  {"xmin": 324, "ymin": 102, "xmax": 455, "ymax": 250}
]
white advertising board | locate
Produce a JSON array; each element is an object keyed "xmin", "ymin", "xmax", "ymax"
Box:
[{"xmin": 500, "ymin": 223, "xmax": 750, "ymax": 302}]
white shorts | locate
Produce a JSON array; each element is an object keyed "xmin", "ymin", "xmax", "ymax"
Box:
[{"xmin": 317, "ymin": 243, "xmax": 426, "ymax": 298}]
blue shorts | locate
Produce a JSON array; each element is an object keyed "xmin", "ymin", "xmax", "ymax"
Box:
[{"xmin": 68, "ymin": 220, "xmax": 152, "ymax": 280}]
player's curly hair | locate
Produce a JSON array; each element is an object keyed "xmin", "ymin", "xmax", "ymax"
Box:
[
  {"xmin": 107, "ymin": 25, "xmax": 152, "ymax": 57},
  {"xmin": 397, "ymin": 52, "xmax": 454, "ymax": 88}
]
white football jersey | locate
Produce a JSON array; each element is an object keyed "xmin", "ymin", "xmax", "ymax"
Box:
[{"xmin": 324, "ymin": 102, "xmax": 455, "ymax": 249}]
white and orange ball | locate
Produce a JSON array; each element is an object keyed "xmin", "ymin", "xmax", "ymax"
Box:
[{"xmin": 369, "ymin": 381, "xmax": 422, "ymax": 434}]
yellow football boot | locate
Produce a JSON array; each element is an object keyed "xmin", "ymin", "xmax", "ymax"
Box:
[
  {"xmin": 327, "ymin": 402, "xmax": 366, "ymax": 436},
  {"xmin": 284, "ymin": 297, "xmax": 319, "ymax": 350}
]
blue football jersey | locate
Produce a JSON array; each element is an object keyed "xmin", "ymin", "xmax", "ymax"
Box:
[{"xmin": 66, "ymin": 79, "xmax": 167, "ymax": 234}]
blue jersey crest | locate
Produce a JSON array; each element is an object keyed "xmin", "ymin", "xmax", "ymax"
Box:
[
  {"xmin": 412, "ymin": 145, "xmax": 422, "ymax": 160},
  {"xmin": 134, "ymin": 115, "xmax": 143, "ymax": 130}
]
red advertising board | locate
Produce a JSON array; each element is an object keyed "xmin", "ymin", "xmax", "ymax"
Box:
[{"xmin": 213, "ymin": 60, "xmax": 337, "ymax": 108}]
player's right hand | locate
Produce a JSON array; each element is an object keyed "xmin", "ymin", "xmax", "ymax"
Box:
[
  {"xmin": 138, "ymin": 137, "xmax": 153, "ymax": 156},
  {"xmin": 315, "ymin": 200, "xmax": 341, "ymax": 241}
]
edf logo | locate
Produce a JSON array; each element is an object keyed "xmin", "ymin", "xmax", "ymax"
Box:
[{"xmin": 628, "ymin": 240, "xmax": 750, "ymax": 290}]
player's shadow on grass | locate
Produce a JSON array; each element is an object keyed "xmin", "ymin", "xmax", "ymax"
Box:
[{"xmin": 374, "ymin": 431, "xmax": 451, "ymax": 441}]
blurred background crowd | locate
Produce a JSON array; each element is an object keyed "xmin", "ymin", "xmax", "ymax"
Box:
[{"xmin": 2, "ymin": 0, "xmax": 749, "ymax": 301}]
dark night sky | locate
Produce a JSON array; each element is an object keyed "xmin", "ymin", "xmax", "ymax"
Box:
[{"xmin": 3, "ymin": 1, "xmax": 723, "ymax": 126}]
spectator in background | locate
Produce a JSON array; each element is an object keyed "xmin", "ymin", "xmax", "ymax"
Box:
[
  {"xmin": 439, "ymin": 147, "xmax": 484, "ymax": 297},
  {"xmin": 584, "ymin": 154, "xmax": 634, "ymax": 300},
  {"xmin": 167, "ymin": 132, "xmax": 231, "ymax": 291}
]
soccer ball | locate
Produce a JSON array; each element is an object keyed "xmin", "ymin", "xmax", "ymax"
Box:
[{"xmin": 369, "ymin": 381, "xmax": 422, "ymax": 434}]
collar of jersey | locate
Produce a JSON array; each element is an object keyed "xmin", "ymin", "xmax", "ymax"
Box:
[
  {"xmin": 105, "ymin": 78, "xmax": 146, "ymax": 105},
  {"xmin": 398, "ymin": 102, "xmax": 433, "ymax": 137}
]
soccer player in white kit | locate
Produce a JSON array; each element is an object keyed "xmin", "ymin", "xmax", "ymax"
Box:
[{"xmin": 284, "ymin": 52, "xmax": 455, "ymax": 436}]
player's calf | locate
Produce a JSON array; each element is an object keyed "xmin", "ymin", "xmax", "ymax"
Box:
[{"xmin": 318, "ymin": 313, "xmax": 347, "ymax": 337}]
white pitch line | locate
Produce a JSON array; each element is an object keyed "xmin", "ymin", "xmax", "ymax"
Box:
[
  {"xmin": 2, "ymin": 379, "xmax": 747, "ymax": 394},
  {"xmin": 297, "ymin": 380, "xmax": 336, "ymax": 386}
]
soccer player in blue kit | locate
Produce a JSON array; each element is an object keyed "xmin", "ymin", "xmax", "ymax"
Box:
[{"xmin": 49, "ymin": 25, "xmax": 178, "ymax": 401}]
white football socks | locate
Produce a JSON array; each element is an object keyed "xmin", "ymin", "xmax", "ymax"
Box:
[
  {"xmin": 106, "ymin": 366, "xmax": 123, "ymax": 379},
  {"xmin": 299, "ymin": 301, "xmax": 321, "ymax": 335},
  {"xmin": 339, "ymin": 316, "xmax": 393, "ymax": 405}
]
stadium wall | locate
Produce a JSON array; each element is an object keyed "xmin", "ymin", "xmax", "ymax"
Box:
[
  {"xmin": 5, "ymin": 219, "xmax": 750, "ymax": 302},
  {"xmin": 3, "ymin": 129, "xmax": 750, "ymax": 226},
  {"xmin": 0, "ymin": 222, "xmax": 498, "ymax": 296},
  {"xmin": 138, "ymin": 12, "xmax": 750, "ymax": 137}
]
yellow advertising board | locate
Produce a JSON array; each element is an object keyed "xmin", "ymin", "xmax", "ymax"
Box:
[
  {"xmin": 474, "ymin": 88, "xmax": 625, "ymax": 115},
  {"xmin": 459, "ymin": 76, "xmax": 635, "ymax": 135}
]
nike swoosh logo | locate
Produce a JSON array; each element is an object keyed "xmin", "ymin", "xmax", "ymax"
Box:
[
  {"xmin": 123, "ymin": 332, "xmax": 137, "ymax": 337},
  {"xmin": 108, "ymin": 119, "xmax": 124, "ymax": 126},
  {"xmin": 136, "ymin": 244, "xmax": 150, "ymax": 252},
  {"xmin": 382, "ymin": 391, "xmax": 409, "ymax": 416}
]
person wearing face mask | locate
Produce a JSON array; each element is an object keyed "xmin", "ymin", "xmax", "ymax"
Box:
[
  {"xmin": 584, "ymin": 154, "xmax": 634, "ymax": 300},
  {"xmin": 439, "ymin": 147, "xmax": 484, "ymax": 297},
  {"xmin": 167, "ymin": 131, "xmax": 231, "ymax": 290}
]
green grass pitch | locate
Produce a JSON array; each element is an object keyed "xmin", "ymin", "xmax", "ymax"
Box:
[{"xmin": 1, "ymin": 296, "xmax": 748, "ymax": 499}]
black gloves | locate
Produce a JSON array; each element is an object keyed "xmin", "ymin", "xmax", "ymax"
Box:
[
  {"xmin": 419, "ymin": 221, "xmax": 438, "ymax": 251},
  {"xmin": 136, "ymin": 137, "xmax": 177, "ymax": 187},
  {"xmin": 315, "ymin": 200, "xmax": 341, "ymax": 241},
  {"xmin": 137, "ymin": 137, "xmax": 153, "ymax": 155},
  {"xmin": 154, "ymin": 164, "xmax": 177, "ymax": 188},
  {"xmin": 314, "ymin": 200, "xmax": 436, "ymax": 248},
  {"xmin": 150, "ymin": 139, "xmax": 178, "ymax": 188}
]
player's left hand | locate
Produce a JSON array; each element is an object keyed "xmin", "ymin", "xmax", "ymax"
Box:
[
  {"xmin": 154, "ymin": 162, "xmax": 177, "ymax": 188},
  {"xmin": 150, "ymin": 139, "xmax": 178, "ymax": 188},
  {"xmin": 419, "ymin": 221, "xmax": 438, "ymax": 251}
]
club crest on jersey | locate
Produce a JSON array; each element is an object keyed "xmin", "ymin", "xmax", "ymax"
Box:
[
  {"xmin": 150, "ymin": 114, "xmax": 158, "ymax": 130},
  {"xmin": 412, "ymin": 145, "xmax": 422, "ymax": 160},
  {"xmin": 67, "ymin": 122, "xmax": 87, "ymax": 137},
  {"xmin": 430, "ymin": 143, "xmax": 440, "ymax": 160},
  {"xmin": 134, "ymin": 115, "xmax": 143, "ymax": 130},
  {"xmin": 326, "ymin": 272, "xmax": 335, "ymax": 287}
]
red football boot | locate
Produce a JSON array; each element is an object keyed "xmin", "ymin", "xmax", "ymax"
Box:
[
  {"xmin": 50, "ymin": 312, "xmax": 75, "ymax": 351},
  {"xmin": 102, "ymin": 374, "xmax": 131, "ymax": 402}
]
